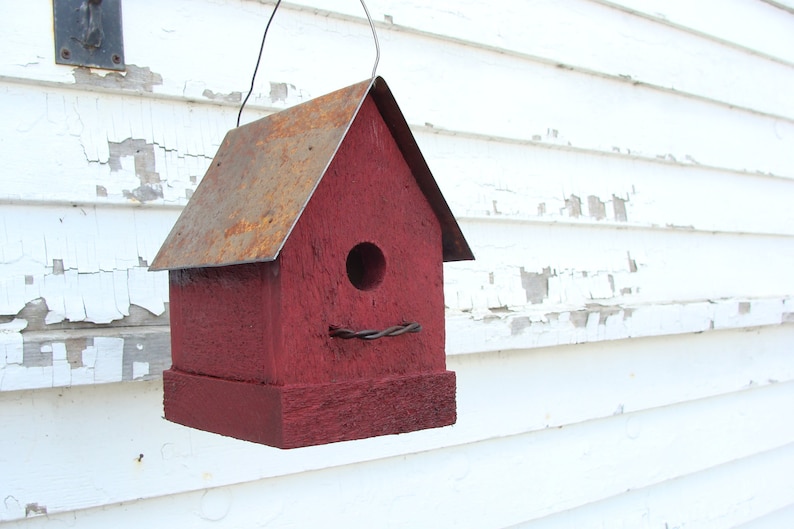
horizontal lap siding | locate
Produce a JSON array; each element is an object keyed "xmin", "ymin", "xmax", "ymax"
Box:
[
  {"xmin": 1, "ymin": 0, "xmax": 793, "ymax": 525},
  {"xmin": 3, "ymin": 326, "xmax": 794, "ymax": 526},
  {"xmin": 3, "ymin": 326, "xmax": 794, "ymax": 528},
  {"xmin": 511, "ymin": 443, "xmax": 794, "ymax": 528}
]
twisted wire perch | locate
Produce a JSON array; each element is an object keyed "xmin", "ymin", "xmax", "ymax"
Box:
[{"xmin": 329, "ymin": 322, "xmax": 421, "ymax": 340}]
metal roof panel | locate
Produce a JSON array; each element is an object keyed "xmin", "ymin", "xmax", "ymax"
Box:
[{"xmin": 150, "ymin": 77, "xmax": 472, "ymax": 271}]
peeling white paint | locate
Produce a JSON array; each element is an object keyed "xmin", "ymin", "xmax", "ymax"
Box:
[
  {"xmin": 0, "ymin": 334, "xmax": 128, "ymax": 390},
  {"xmin": 132, "ymin": 361, "xmax": 150, "ymax": 380},
  {"xmin": 447, "ymin": 297, "xmax": 794, "ymax": 356},
  {"xmin": 1, "ymin": 319, "xmax": 27, "ymax": 370},
  {"xmin": 0, "ymin": 206, "xmax": 171, "ymax": 326}
]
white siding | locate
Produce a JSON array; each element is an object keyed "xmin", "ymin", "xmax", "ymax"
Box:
[{"xmin": 1, "ymin": 0, "xmax": 793, "ymax": 526}]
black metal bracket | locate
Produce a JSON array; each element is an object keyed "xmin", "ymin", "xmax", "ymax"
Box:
[{"xmin": 53, "ymin": 0, "xmax": 125, "ymax": 71}]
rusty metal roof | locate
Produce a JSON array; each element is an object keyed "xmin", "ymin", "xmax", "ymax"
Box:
[{"xmin": 150, "ymin": 77, "xmax": 473, "ymax": 271}]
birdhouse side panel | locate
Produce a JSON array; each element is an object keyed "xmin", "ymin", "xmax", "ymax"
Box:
[
  {"xmin": 168, "ymin": 263, "xmax": 281, "ymax": 383},
  {"xmin": 276, "ymin": 95, "xmax": 446, "ymax": 386}
]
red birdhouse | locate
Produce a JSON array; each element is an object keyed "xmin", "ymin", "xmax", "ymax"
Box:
[{"xmin": 150, "ymin": 77, "xmax": 474, "ymax": 449}]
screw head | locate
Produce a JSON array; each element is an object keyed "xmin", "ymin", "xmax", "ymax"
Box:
[
  {"xmin": 112, "ymin": 54, "xmax": 121, "ymax": 65},
  {"xmin": 60, "ymin": 48, "xmax": 71, "ymax": 60}
]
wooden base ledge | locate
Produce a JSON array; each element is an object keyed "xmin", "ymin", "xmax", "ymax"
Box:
[{"xmin": 163, "ymin": 369, "xmax": 457, "ymax": 449}]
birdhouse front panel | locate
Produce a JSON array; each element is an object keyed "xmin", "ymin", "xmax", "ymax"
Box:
[
  {"xmin": 276, "ymin": 94, "xmax": 446, "ymax": 386},
  {"xmin": 151, "ymin": 77, "xmax": 474, "ymax": 449}
]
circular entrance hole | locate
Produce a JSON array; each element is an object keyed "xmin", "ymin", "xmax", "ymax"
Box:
[{"xmin": 346, "ymin": 242, "xmax": 386, "ymax": 291}]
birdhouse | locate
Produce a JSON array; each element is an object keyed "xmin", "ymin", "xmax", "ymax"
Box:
[{"xmin": 149, "ymin": 77, "xmax": 474, "ymax": 449}]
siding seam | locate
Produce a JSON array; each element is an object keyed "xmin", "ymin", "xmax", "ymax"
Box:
[
  {"xmin": 2, "ymin": 198, "xmax": 793, "ymax": 238},
  {"xmin": 2, "ymin": 75, "xmax": 792, "ymax": 183},
  {"xmin": 499, "ymin": 439, "xmax": 794, "ymax": 529},
  {"xmin": 254, "ymin": 1, "xmax": 794, "ymax": 121},
  {"xmin": 22, "ymin": 381, "xmax": 790, "ymax": 525},
  {"xmin": 759, "ymin": 0, "xmax": 794, "ymax": 15},
  {"xmin": 588, "ymin": 0, "xmax": 794, "ymax": 68}
]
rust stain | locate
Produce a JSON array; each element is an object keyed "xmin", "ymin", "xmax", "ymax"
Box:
[{"xmin": 223, "ymin": 216, "xmax": 275, "ymax": 239}]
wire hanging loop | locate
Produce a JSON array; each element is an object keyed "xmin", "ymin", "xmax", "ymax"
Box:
[
  {"xmin": 236, "ymin": 0, "xmax": 380, "ymax": 127},
  {"xmin": 329, "ymin": 322, "xmax": 422, "ymax": 340},
  {"xmin": 360, "ymin": 0, "xmax": 380, "ymax": 79}
]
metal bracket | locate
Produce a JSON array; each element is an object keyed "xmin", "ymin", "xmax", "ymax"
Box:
[{"xmin": 53, "ymin": 0, "xmax": 125, "ymax": 71}]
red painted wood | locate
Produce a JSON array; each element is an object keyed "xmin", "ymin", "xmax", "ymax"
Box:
[
  {"xmin": 276, "ymin": 95, "xmax": 445, "ymax": 385},
  {"xmin": 169, "ymin": 262, "xmax": 281, "ymax": 383},
  {"xmin": 164, "ymin": 368, "xmax": 456, "ymax": 449},
  {"xmin": 163, "ymin": 94, "xmax": 455, "ymax": 447}
]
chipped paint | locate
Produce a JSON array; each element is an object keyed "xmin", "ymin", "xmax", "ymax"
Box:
[
  {"xmin": 569, "ymin": 310, "xmax": 590, "ymax": 328},
  {"xmin": 627, "ymin": 252, "xmax": 638, "ymax": 273},
  {"xmin": 513, "ymin": 193, "xmax": 632, "ymax": 223},
  {"xmin": 510, "ymin": 316, "xmax": 531, "ymax": 335},
  {"xmin": 3, "ymin": 291, "xmax": 787, "ymax": 391},
  {"xmin": 0, "ymin": 327, "xmax": 170, "ymax": 391},
  {"xmin": 0, "ymin": 84, "xmax": 215, "ymax": 205},
  {"xmin": 588, "ymin": 195, "xmax": 607, "ymax": 220},
  {"xmin": 72, "ymin": 65, "xmax": 163, "ymax": 92},
  {"xmin": 268, "ymin": 82, "xmax": 309, "ymax": 106},
  {"xmin": 448, "ymin": 297, "xmax": 794, "ymax": 355},
  {"xmin": 108, "ymin": 139, "xmax": 163, "ymax": 202},
  {"xmin": 564, "ymin": 194, "xmax": 582, "ymax": 217},
  {"xmin": 613, "ymin": 195, "xmax": 628, "ymax": 221},
  {"xmin": 202, "ymin": 89, "xmax": 242, "ymax": 103},
  {"xmin": 520, "ymin": 267, "xmax": 551, "ymax": 304},
  {"xmin": 24, "ymin": 503, "xmax": 46, "ymax": 517},
  {"xmin": 0, "ymin": 206, "xmax": 171, "ymax": 329}
]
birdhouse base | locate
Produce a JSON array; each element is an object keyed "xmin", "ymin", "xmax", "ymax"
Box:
[{"xmin": 162, "ymin": 368, "xmax": 456, "ymax": 449}]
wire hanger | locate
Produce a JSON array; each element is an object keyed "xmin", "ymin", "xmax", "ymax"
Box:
[{"xmin": 236, "ymin": 0, "xmax": 380, "ymax": 127}]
